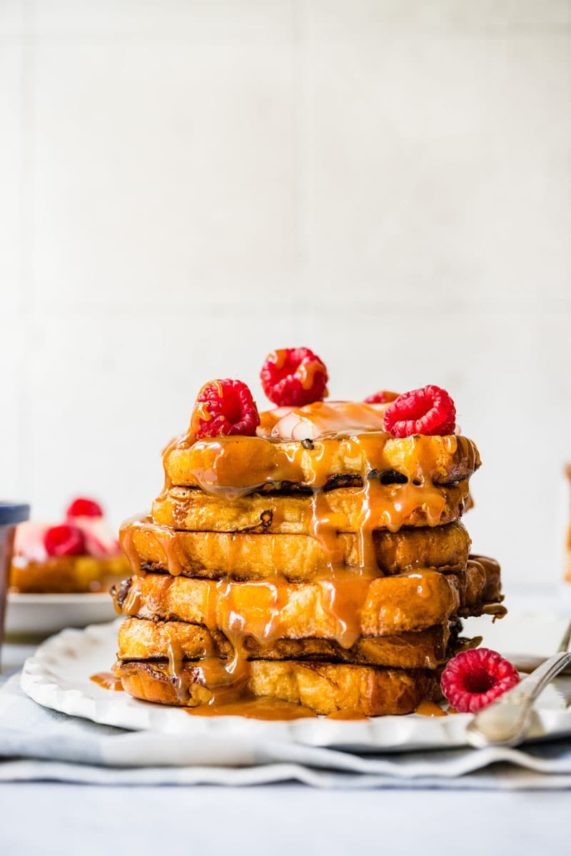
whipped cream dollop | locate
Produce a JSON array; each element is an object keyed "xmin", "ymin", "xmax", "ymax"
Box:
[{"xmin": 259, "ymin": 400, "xmax": 389, "ymax": 442}]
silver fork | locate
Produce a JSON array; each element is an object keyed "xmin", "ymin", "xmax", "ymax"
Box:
[{"xmin": 466, "ymin": 621, "xmax": 571, "ymax": 748}]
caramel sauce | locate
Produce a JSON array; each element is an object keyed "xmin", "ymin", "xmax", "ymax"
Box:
[
  {"xmin": 186, "ymin": 696, "xmax": 317, "ymax": 720},
  {"xmin": 90, "ymin": 671, "xmax": 123, "ymax": 692},
  {"xmin": 164, "ymin": 430, "xmax": 478, "ymax": 496},
  {"xmin": 326, "ymin": 709, "xmax": 368, "ymax": 721},
  {"xmin": 415, "ymin": 700, "xmax": 447, "ymax": 717},
  {"xmin": 191, "ymin": 655, "xmax": 250, "ymax": 705},
  {"xmin": 120, "ymin": 515, "xmax": 186, "ymax": 577},
  {"xmin": 269, "ymin": 401, "xmax": 388, "ymax": 440},
  {"xmin": 298, "ymin": 360, "xmax": 323, "ymax": 392},
  {"xmin": 186, "ymin": 700, "xmax": 368, "ymax": 721},
  {"xmin": 118, "ymin": 570, "xmax": 381, "ymax": 648},
  {"xmin": 114, "ymin": 402, "xmax": 485, "ymax": 717}
]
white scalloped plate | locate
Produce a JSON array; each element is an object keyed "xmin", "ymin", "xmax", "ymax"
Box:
[
  {"xmin": 20, "ymin": 619, "xmax": 571, "ymax": 752},
  {"xmin": 6, "ymin": 592, "xmax": 116, "ymax": 638}
]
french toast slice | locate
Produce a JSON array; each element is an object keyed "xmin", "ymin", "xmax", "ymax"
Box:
[
  {"xmin": 114, "ymin": 658, "xmax": 439, "ymax": 716},
  {"xmin": 164, "ymin": 433, "xmax": 480, "ymax": 492},
  {"xmin": 117, "ymin": 616, "xmax": 457, "ymax": 669},
  {"xmin": 113, "ymin": 557, "xmax": 502, "ymax": 639},
  {"xmin": 152, "ymin": 481, "xmax": 471, "ymax": 535},
  {"xmin": 122, "ymin": 519, "xmax": 471, "ymax": 580}
]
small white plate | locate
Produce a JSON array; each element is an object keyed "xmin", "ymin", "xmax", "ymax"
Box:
[
  {"xmin": 6, "ymin": 592, "xmax": 116, "ymax": 639},
  {"xmin": 20, "ymin": 619, "xmax": 571, "ymax": 752}
]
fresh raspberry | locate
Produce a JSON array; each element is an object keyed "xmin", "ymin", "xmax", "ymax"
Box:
[
  {"xmin": 441, "ymin": 648, "xmax": 520, "ymax": 714},
  {"xmin": 384, "ymin": 384, "xmax": 456, "ymax": 437},
  {"xmin": 363, "ymin": 390, "xmax": 399, "ymax": 405},
  {"xmin": 44, "ymin": 523, "xmax": 87, "ymax": 558},
  {"xmin": 66, "ymin": 497, "xmax": 104, "ymax": 519},
  {"xmin": 260, "ymin": 348, "xmax": 328, "ymax": 407},
  {"xmin": 191, "ymin": 379, "xmax": 260, "ymax": 440}
]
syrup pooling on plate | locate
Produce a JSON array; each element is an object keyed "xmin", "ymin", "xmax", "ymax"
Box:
[
  {"xmin": 90, "ymin": 671, "xmax": 123, "ymax": 692},
  {"xmin": 415, "ymin": 700, "xmax": 447, "ymax": 717},
  {"xmin": 185, "ymin": 697, "xmax": 318, "ymax": 720}
]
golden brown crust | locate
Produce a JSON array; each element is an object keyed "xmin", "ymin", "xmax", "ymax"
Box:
[
  {"xmin": 123, "ymin": 519, "xmax": 471, "ymax": 580},
  {"xmin": 117, "ymin": 617, "xmax": 454, "ymax": 669},
  {"xmin": 151, "ymin": 482, "xmax": 471, "ymax": 537},
  {"xmin": 164, "ymin": 433, "xmax": 480, "ymax": 492},
  {"xmin": 113, "ymin": 558, "xmax": 501, "ymax": 638},
  {"xmin": 9, "ymin": 555, "xmax": 129, "ymax": 594},
  {"xmin": 115, "ymin": 658, "xmax": 438, "ymax": 716}
]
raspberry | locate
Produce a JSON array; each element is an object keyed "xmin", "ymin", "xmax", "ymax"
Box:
[
  {"xmin": 363, "ymin": 390, "xmax": 399, "ymax": 405},
  {"xmin": 44, "ymin": 523, "xmax": 87, "ymax": 558},
  {"xmin": 66, "ymin": 497, "xmax": 104, "ymax": 519},
  {"xmin": 384, "ymin": 384, "xmax": 456, "ymax": 437},
  {"xmin": 260, "ymin": 348, "xmax": 328, "ymax": 407},
  {"xmin": 441, "ymin": 648, "xmax": 520, "ymax": 714},
  {"xmin": 191, "ymin": 379, "xmax": 260, "ymax": 440}
]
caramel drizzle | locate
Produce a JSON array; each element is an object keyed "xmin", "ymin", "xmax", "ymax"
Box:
[
  {"xmin": 114, "ymin": 423, "xmax": 483, "ymax": 713},
  {"xmin": 185, "ymin": 697, "xmax": 318, "ymax": 720},
  {"xmin": 117, "ymin": 567, "xmax": 462, "ymax": 647},
  {"xmin": 90, "ymin": 672, "xmax": 123, "ymax": 692},
  {"xmin": 120, "ymin": 515, "xmax": 186, "ymax": 577},
  {"xmin": 163, "ymin": 432, "xmax": 478, "ymax": 495}
]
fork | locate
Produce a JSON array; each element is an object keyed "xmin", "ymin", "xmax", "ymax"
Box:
[{"xmin": 466, "ymin": 621, "xmax": 571, "ymax": 748}]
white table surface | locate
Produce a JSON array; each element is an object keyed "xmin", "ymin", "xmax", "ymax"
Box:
[{"xmin": 1, "ymin": 586, "xmax": 569, "ymax": 856}]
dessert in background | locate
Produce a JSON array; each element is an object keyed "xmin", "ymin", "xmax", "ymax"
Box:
[
  {"xmin": 111, "ymin": 348, "xmax": 505, "ymax": 718},
  {"xmin": 10, "ymin": 497, "xmax": 128, "ymax": 594}
]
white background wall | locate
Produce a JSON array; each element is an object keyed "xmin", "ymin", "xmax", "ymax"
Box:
[{"xmin": 1, "ymin": 0, "xmax": 570, "ymax": 587}]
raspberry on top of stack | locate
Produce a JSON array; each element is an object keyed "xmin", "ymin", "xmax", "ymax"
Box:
[{"xmin": 113, "ymin": 348, "xmax": 506, "ymax": 718}]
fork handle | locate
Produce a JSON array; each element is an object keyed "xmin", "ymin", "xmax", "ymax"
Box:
[{"xmin": 466, "ymin": 650, "xmax": 571, "ymax": 748}]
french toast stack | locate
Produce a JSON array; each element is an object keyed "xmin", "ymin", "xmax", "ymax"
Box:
[{"xmin": 113, "ymin": 364, "xmax": 504, "ymax": 718}]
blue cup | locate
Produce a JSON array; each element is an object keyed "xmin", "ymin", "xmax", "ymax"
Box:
[{"xmin": 0, "ymin": 503, "xmax": 30, "ymax": 662}]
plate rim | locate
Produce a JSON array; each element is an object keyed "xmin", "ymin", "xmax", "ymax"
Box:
[
  {"xmin": 8, "ymin": 591, "xmax": 114, "ymax": 605},
  {"xmin": 19, "ymin": 620, "xmax": 571, "ymax": 751}
]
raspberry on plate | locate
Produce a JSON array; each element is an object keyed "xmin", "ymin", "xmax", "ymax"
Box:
[
  {"xmin": 191, "ymin": 379, "xmax": 260, "ymax": 440},
  {"xmin": 260, "ymin": 347, "xmax": 328, "ymax": 407},
  {"xmin": 363, "ymin": 390, "xmax": 399, "ymax": 405},
  {"xmin": 66, "ymin": 497, "xmax": 104, "ymax": 519},
  {"xmin": 384, "ymin": 384, "xmax": 456, "ymax": 437},
  {"xmin": 441, "ymin": 648, "xmax": 520, "ymax": 714},
  {"xmin": 44, "ymin": 523, "xmax": 87, "ymax": 558}
]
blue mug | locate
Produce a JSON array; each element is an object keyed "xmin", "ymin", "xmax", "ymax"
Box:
[{"xmin": 0, "ymin": 503, "xmax": 30, "ymax": 660}]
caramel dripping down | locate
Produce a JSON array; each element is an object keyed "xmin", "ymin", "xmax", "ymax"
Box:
[
  {"xmin": 114, "ymin": 570, "xmax": 381, "ymax": 708},
  {"xmin": 162, "ymin": 426, "xmax": 479, "ymax": 494},
  {"xmin": 116, "ymin": 428, "xmax": 478, "ymax": 715},
  {"xmin": 118, "ymin": 571, "xmax": 382, "ymax": 650},
  {"xmin": 120, "ymin": 515, "xmax": 186, "ymax": 578}
]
